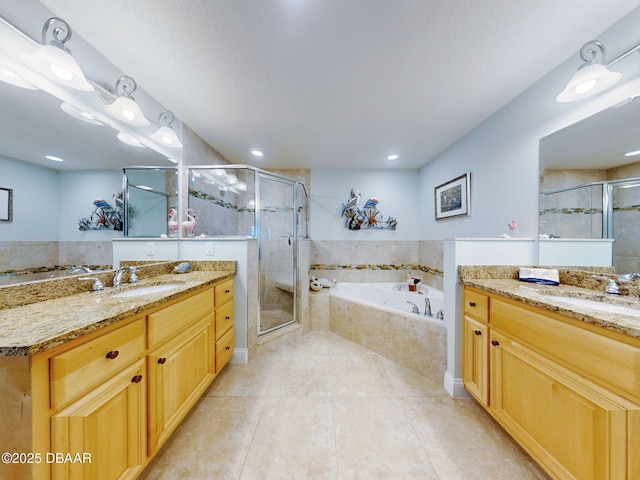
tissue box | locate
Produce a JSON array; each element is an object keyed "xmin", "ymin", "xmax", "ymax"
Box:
[{"xmin": 519, "ymin": 267, "xmax": 559, "ymax": 286}]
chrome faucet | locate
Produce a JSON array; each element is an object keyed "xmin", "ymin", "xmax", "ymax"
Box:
[
  {"xmin": 69, "ymin": 265, "xmax": 92, "ymax": 274},
  {"xmin": 424, "ymin": 298, "xmax": 433, "ymax": 317},
  {"xmin": 406, "ymin": 301, "xmax": 420, "ymax": 314},
  {"xmin": 436, "ymin": 309, "xmax": 444, "ymax": 320},
  {"xmin": 113, "ymin": 266, "xmax": 138, "ymax": 288},
  {"xmin": 78, "ymin": 277, "xmax": 104, "ymax": 291},
  {"xmin": 618, "ymin": 273, "xmax": 640, "ymax": 296}
]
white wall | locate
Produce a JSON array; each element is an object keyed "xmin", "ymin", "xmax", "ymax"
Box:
[
  {"xmin": 58, "ymin": 170, "xmax": 123, "ymax": 241},
  {"xmin": 418, "ymin": 6, "xmax": 640, "ymax": 241},
  {"xmin": 0, "ymin": 156, "xmax": 59, "ymax": 241},
  {"xmin": 310, "ymin": 169, "xmax": 419, "ymax": 240}
]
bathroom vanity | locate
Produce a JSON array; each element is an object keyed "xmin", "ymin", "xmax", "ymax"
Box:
[
  {"xmin": 461, "ymin": 271, "xmax": 640, "ymax": 480},
  {"xmin": 0, "ymin": 263, "xmax": 235, "ymax": 480}
]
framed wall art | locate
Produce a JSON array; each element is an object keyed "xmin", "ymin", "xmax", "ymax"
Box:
[
  {"xmin": 434, "ymin": 173, "xmax": 470, "ymax": 220},
  {"xmin": 0, "ymin": 187, "xmax": 12, "ymax": 222}
]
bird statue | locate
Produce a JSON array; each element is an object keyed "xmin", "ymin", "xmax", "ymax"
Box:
[
  {"xmin": 168, "ymin": 208, "xmax": 178, "ymax": 236},
  {"xmin": 341, "ymin": 189, "xmax": 361, "ymax": 217},
  {"xmin": 93, "ymin": 198, "xmax": 114, "ymax": 211},
  {"xmin": 181, "ymin": 208, "xmax": 198, "ymax": 237},
  {"xmin": 362, "ymin": 197, "xmax": 379, "ymax": 209}
]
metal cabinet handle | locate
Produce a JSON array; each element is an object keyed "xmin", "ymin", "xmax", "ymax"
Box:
[
  {"xmin": 224, "ymin": 289, "xmax": 230, "ymax": 293},
  {"xmin": 225, "ymin": 346, "xmax": 231, "ymax": 351},
  {"xmin": 105, "ymin": 350, "xmax": 119, "ymax": 360},
  {"xmin": 157, "ymin": 358, "xmax": 167, "ymax": 365},
  {"xmin": 225, "ymin": 316, "xmax": 230, "ymax": 320},
  {"xmin": 474, "ymin": 330, "xmax": 482, "ymax": 336},
  {"xmin": 491, "ymin": 340, "xmax": 500, "ymax": 346},
  {"xmin": 131, "ymin": 375, "xmax": 143, "ymax": 384},
  {"xmin": 468, "ymin": 302, "xmax": 476, "ymax": 307}
]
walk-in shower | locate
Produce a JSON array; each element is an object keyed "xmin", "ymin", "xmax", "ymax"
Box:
[
  {"xmin": 188, "ymin": 165, "xmax": 308, "ymax": 335},
  {"xmin": 540, "ymin": 176, "xmax": 640, "ymax": 272}
]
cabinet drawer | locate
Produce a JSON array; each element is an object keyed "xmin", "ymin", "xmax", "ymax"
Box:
[
  {"xmin": 464, "ymin": 288, "xmax": 489, "ymax": 323},
  {"xmin": 148, "ymin": 288, "xmax": 214, "ymax": 349},
  {"xmin": 50, "ymin": 318, "xmax": 145, "ymax": 410},
  {"xmin": 215, "ymin": 300, "xmax": 234, "ymax": 339},
  {"xmin": 492, "ymin": 297, "xmax": 640, "ymax": 404},
  {"xmin": 214, "ymin": 278, "xmax": 234, "ymax": 307},
  {"xmin": 215, "ymin": 327, "xmax": 234, "ymax": 372}
]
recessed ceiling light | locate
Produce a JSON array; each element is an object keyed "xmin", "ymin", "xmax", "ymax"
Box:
[
  {"xmin": 45, "ymin": 155, "xmax": 64, "ymax": 162},
  {"xmin": 624, "ymin": 150, "xmax": 640, "ymax": 157},
  {"xmin": 251, "ymin": 149, "xmax": 264, "ymax": 157},
  {"xmin": 387, "ymin": 154, "xmax": 399, "ymax": 161}
]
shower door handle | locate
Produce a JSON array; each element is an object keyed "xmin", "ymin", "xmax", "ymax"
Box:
[{"xmin": 281, "ymin": 233, "xmax": 293, "ymax": 245}]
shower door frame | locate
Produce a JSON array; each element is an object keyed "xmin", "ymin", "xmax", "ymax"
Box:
[{"xmin": 256, "ymin": 171, "xmax": 300, "ymax": 336}]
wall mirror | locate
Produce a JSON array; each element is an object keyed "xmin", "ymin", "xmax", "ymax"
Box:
[
  {"xmin": 0, "ymin": 187, "xmax": 12, "ymax": 222},
  {"xmin": 539, "ymin": 97, "xmax": 640, "ymax": 273},
  {"xmin": 0, "ymin": 2, "xmax": 182, "ymax": 279}
]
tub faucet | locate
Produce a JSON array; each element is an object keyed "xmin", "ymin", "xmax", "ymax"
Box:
[
  {"xmin": 113, "ymin": 266, "xmax": 138, "ymax": 288},
  {"xmin": 406, "ymin": 301, "xmax": 419, "ymax": 314},
  {"xmin": 424, "ymin": 298, "xmax": 433, "ymax": 317},
  {"xmin": 436, "ymin": 309, "xmax": 444, "ymax": 320}
]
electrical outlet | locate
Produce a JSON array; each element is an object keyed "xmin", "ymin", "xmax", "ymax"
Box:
[
  {"xmin": 206, "ymin": 242, "xmax": 214, "ymax": 256},
  {"xmin": 146, "ymin": 242, "xmax": 155, "ymax": 256}
]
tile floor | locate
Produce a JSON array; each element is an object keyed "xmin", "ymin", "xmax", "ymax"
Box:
[{"xmin": 140, "ymin": 330, "xmax": 551, "ymax": 480}]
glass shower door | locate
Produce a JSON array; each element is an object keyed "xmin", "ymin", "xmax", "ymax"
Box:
[
  {"xmin": 610, "ymin": 180, "xmax": 640, "ymax": 273},
  {"xmin": 259, "ymin": 174, "xmax": 296, "ymax": 334}
]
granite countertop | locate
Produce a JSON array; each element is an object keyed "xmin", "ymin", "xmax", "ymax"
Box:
[
  {"xmin": 0, "ymin": 267, "xmax": 235, "ymax": 356},
  {"xmin": 461, "ymin": 269, "xmax": 640, "ymax": 339}
]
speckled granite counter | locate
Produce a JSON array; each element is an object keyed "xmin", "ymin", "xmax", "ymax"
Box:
[
  {"xmin": 459, "ymin": 265, "xmax": 640, "ymax": 339},
  {"xmin": 0, "ymin": 261, "xmax": 235, "ymax": 356}
]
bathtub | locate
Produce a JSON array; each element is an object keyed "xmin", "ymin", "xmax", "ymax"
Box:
[
  {"xmin": 331, "ymin": 282, "xmax": 444, "ymax": 320},
  {"xmin": 328, "ymin": 282, "xmax": 447, "ymax": 380}
]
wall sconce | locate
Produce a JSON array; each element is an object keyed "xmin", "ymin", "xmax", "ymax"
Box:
[
  {"xmin": 557, "ymin": 40, "xmax": 640, "ymax": 102},
  {"xmin": 22, "ymin": 17, "xmax": 93, "ymax": 91},
  {"xmin": 104, "ymin": 75, "xmax": 150, "ymax": 127},
  {"xmin": 151, "ymin": 110, "xmax": 182, "ymax": 148}
]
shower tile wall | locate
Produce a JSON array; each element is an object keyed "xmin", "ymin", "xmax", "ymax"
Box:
[{"xmin": 608, "ymin": 163, "xmax": 640, "ymax": 273}]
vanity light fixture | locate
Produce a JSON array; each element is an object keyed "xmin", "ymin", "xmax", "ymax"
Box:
[
  {"xmin": 150, "ymin": 110, "xmax": 182, "ymax": 148},
  {"xmin": 104, "ymin": 76, "xmax": 150, "ymax": 127},
  {"xmin": 60, "ymin": 102, "xmax": 104, "ymax": 125},
  {"xmin": 117, "ymin": 131, "xmax": 145, "ymax": 148},
  {"xmin": 22, "ymin": 17, "xmax": 93, "ymax": 92},
  {"xmin": 556, "ymin": 40, "xmax": 640, "ymax": 103},
  {"xmin": 0, "ymin": 66, "xmax": 36, "ymax": 89}
]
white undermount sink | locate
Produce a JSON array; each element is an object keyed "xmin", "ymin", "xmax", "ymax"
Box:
[
  {"xmin": 111, "ymin": 283, "xmax": 184, "ymax": 298},
  {"xmin": 549, "ymin": 296, "xmax": 640, "ymax": 317}
]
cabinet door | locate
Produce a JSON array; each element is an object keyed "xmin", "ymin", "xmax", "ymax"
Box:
[
  {"xmin": 50, "ymin": 360, "xmax": 146, "ymax": 480},
  {"xmin": 490, "ymin": 331, "xmax": 637, "ymax": 480},
  {"xmin": 148, "ymin": 316, "xmax": 215, "ymax": 454},
  {"xmin": 462, "ymin": 316, "xmax": 488, "ymax": 405}
]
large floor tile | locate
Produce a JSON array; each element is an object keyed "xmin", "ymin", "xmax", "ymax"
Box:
[
  {"xmin": 264, "ymin": 354, "xmax": 333, "ymax": 397},
  {"xmin": 333, "ymin": 396, "xmax": 438, "ymax": 480},
  {"xmin": 328, "ymin": 354, "xmax": 395, "ymax": 397},
  {"xmin": 140, "ymin": 396, "xmax": 265, "ymax": 480},
  {"xmin": 239, "ymin": 397, "xmax": 338, "ymax": 480}
]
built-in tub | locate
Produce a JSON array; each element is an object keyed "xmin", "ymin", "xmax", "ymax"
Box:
[{"xmin": 329, "ymin": 282, "xmax": 447, "ymax": 381}]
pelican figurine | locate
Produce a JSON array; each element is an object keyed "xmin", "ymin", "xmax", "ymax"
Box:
[
  {"xmin": 93, "ymin": 198, "xmax": 114, "ymax": 211},
  {"xmin": 181, "ymin": 208, "xmax": 198, "ymax": 237},
  {"xmin": 168, "ymin": 208, "xmax": 178, "ymax": 236},
  {"xmin": 362, "ymin": 197, "xmax": 379, "ymax": 209},
  {"xmin": 341, "ymin": 189, "xmax": 361, "ymax": 217}
]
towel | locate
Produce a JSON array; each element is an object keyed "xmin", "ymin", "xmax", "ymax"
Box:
[{"xmin": 518, "ymin": 267, "xmax": 559, "ymax": 286}]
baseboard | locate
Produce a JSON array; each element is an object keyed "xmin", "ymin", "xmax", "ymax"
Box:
[
  {"xmin": 444, "ymin": 371, "xmax": 471, "ymax": 398},
  {"xmin": 230, "ymin": 348, "xmax": 248, "ymax": 364}
]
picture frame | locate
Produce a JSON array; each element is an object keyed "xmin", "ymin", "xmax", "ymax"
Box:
[
  {"xmin": 0, "ymin": 187, "xmax": 12, "ymax": 222},
  {"xmin": 434, "ymin": 173, "xmax": 470, "ymax": 220}
]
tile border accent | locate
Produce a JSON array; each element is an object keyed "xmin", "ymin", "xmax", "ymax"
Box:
[{"xmin": 310, "ymin": 263, "xmax": 443, "ymax": 277}]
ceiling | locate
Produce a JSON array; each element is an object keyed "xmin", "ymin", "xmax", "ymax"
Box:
[{"xmin": 15, "ymin": 0, "xmax": 640, "ymax": 170}]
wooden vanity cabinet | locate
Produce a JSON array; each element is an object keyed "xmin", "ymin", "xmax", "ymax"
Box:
[
  {"xmin": 462, "ymin": 286, "xmax": 640, "ymax": 480},
  {"xmin": 461, "ymin": 288, "xmax": 490, "ymax": 405},
  {"xmin": 21, "ymin": 277, "xmax": 234, "ymax": 480}
]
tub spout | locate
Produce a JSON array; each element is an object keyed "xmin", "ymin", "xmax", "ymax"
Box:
[
  {"xmin": 424, "ymin": 298, "xmax": 433, "ymax": 317},
  {"xmin": 406, "ymin": 300, "xmax": 419, "ymax": 314}
]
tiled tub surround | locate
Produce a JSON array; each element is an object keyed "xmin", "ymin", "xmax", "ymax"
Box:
[
  {"xmin": 310, "ymin": 239, "xmax": 444, "ymax": 290},
  {"xmin": 0, "ymin": 260, "xmax": 236, "ymax": 353},
  {"xmin": 458, "ymin": 265, "xmax": 640, "ymax": 338}
]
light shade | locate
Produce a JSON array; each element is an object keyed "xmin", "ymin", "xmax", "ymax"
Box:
[
  {"xmin": 105, "ymin": 96, "xmax": 150, "ymax": 127},
  {"xmin": 22, "ymin": 44, "xmax": 93, "ymax": 91},
  {"xmin": 117, "ymin": 131, "xmax": 145, "ymax": 147},
  {"xmin": 61, "ymin": 102, "xmax": 104, "ymax": 125},
  {"xmin": 556, "ymin": 63, "xmax": 621, "ymax": 103},
  {"xmin": 151, "ymin": 125, "xmax": 182, "ymax": 148},
  {"xmin": 0, "ymin": 66, "xmax": 37, "ymax": 90}
]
